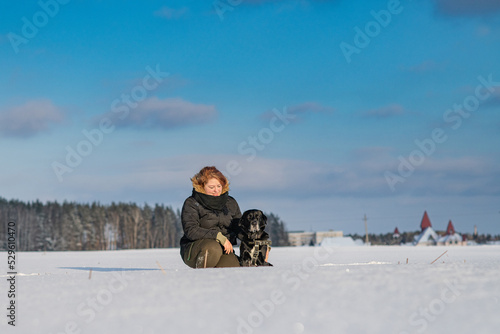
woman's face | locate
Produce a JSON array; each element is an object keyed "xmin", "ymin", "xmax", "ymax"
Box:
[{"xmin": 204, "ymin": 178, "xmax": 223, "ymax": 196}]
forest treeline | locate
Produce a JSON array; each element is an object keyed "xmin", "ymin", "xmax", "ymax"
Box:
[
  {"xmin": 0, "ymin": 197, "xmax": 289, "ymax": 251},
  {"xmin": 348, "ymin": 231, "xmax": 500, "ymax": 246}
]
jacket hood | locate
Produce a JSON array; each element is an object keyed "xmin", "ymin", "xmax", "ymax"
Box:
[{"xmin": 192, "ymin": 179, "xmax": 229, "ymax": 195}]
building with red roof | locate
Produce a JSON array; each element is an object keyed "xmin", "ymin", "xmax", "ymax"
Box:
[
  {"xmin": 445, "ymin": 220, "xmax": 455, "ymax": 235},
  {"xmin": 420, "ymin": 211, "xmax": 432, "ymax": 231},
  {"xmin": 438, "ymin": 220, "xmax": 463, "ymax": 245},
  {"xmin": 412, "ymin": 212, "xmax": 466, "ymax": 246},
  {"xmin": 415, "ymin": 211, "xmax": 438, "ymax": 246}
]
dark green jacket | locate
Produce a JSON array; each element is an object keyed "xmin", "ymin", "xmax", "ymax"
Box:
[{"xmin": 180, "ymin": 190, "xmax": 241, "ymax": 257}]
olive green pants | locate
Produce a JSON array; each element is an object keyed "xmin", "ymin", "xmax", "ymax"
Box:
[{"xmin": 182, "ymin": 239, "xmax": 240, "ymax": 268}]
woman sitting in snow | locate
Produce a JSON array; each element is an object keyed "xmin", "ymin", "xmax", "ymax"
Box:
[{"xmin": 179, "ymin": 166, "xmax": 242, "ymax": 268}]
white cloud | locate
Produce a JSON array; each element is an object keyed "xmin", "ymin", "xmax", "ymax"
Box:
[
  {"xmin": 476, "ymin": 25, "xmax": 491, "ymax": 36},
  {"xmin": 401, "ymin": 60, "xmax": 444, "ymax": 74},
  {"xmin": 434, "ymin": 0, "xmax": 500, "ymax": 16},
  {"xmin": 0, "ymin": 99, "xmax": 64, "ymax": 138},
  {"xmin": 386, "ymin": 155, "xmax": 500, "ymax": 196},
  {"xmin": 154, "ymin": 6, "xmax": 189, "ymax": 19},
  {"xmin": 288, "ymin": 101, "xmax": 335, "ymax": 114},
  {"xmin": 260, "ymin": 101, "xmax": 334, "ymax": 123},
  {"xmin": 56, "ymin": 149, "xmax": 500, "ymax": 204},
  {"xmin": 245, "ymin": 0, "xmax": 339, "ymax": 5},
  {"xmin": 362, "ymin": 104, "xmax": 405, "ymax": 119},
  {"xmin": 105, "ymin": 96, "xmax": 217, "ymax": 130},
  {"xmin": 32, "ymin": 150, "xmax": 500, "ymax": 235}
]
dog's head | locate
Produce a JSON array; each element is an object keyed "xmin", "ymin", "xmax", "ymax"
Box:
[{"xmin": 239, "ymin": 209, "xmax": 267, "ymax": 238}]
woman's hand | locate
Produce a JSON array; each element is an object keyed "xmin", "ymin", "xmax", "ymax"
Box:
[{"xmin": 223, "ymin": 239, "xmax": 233, "ymax": 254}]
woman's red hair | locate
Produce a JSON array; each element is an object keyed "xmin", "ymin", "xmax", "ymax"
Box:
[{"xmin": 191, "ymin": 166, "xmax": 229, "ymax": 193}]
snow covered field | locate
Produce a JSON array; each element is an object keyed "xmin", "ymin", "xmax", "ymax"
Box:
[{"xmin": 2, "ymin": 245, "xmax": 499, "ymax": 334}]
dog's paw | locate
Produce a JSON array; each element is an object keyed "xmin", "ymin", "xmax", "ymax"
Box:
[{"xmin": 239, "ymin": 261, "xmax": 252, "ymax": 267}]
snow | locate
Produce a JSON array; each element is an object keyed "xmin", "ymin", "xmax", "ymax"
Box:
[
  {"xmin": 2, "ymin": 245, "xmax": 500, "ymax": 334},
  {"xmin": 414, "ymin": 227, "xmax": 439, "ymax": 246},
  {"xmin": 319, "ymin": 236, "xmax": 364, "ymax": 247}
]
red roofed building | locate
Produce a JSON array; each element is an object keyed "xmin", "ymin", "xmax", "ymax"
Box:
[
  {"xmin": 393, "ymin": 227, "xmax": 400, "ymax": 238},
  {"xmin": 438, "ymin": 219, "xmax": 463, "ymax": 245},
  {"xmin": 446, "ymin": 220, "xmax": 455, "ymax": 235},
  {"xmin": 414, "ymin": 212, "xmax": 466, "ymax": 246},
  {"xmin": 415, "ymin": 211, "xmax": 439, "ymax": 246},
  {"xmin": 420, "ymin": 211, "xmax": 432, "ymax": 231}
]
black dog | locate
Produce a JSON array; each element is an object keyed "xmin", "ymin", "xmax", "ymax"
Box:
[{"xmin": 236, "ymin": 209, "xmax": 272, "ymax": 267}]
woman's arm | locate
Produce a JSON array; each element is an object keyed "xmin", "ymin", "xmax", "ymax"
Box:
[{"xmin": 181, "ymin": 198, "xmax": 219, "ymax": 241}]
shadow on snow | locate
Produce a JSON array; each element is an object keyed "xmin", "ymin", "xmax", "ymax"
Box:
[{"xmin": 59, "ymin": 267, "xmax": 159, "ymax": 272}]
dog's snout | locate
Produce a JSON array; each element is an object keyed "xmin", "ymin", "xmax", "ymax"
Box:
[{"xmin": 249, "ymin": 219, "xmax": 260, "ymax": 232}]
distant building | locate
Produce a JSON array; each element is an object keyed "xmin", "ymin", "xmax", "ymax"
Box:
[
  {"xmin": 420, "ymin": 211, "xmax": 432, "ymax": 231},
  {"xmin": 445, "ymin": 220, "xmax": 455, "ymax": 235},
  {"xmin": 288, "ymin": 231, "xmax": 315, "ymax": 247},
  {"xmin": 316, "ymin": 231, "xmax": 344, "ymax": 245},
  {"xmin": 414, "ymin": 211, "xmax": 439, "ymax": 246},
  {"xmin": 393, "ymin": 227, "xmax": 400, "ymax": 238},
  {"xmin": 414, "ymin": 212, "xmax": 466, "ymax": 246},
  {"xmin": 437, "ymin": 220, "xmax": 464, "ymax": 245},
  {"xmin": 288, "ymin": 230, "xmax": 343, "ymax": 246}
]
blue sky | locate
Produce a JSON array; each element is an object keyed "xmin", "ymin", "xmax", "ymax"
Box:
[{"xmin": 1, "ymin": 0, "xmax": 500, "ymax": 235}]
